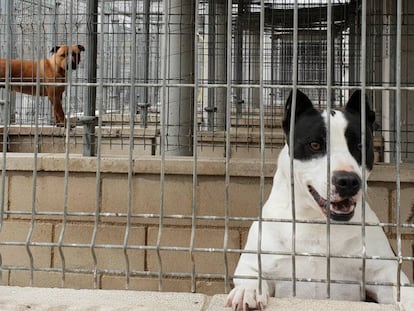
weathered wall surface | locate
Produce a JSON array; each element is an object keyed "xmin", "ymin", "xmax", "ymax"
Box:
[{"xmin": 0, "ymin": 154, "xmax": 412, "ymax": 294}]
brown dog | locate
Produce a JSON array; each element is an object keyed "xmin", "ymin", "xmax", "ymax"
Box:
[{"xmin": 0, "ymin": 44, "xmax": 85, "ymax": 126}]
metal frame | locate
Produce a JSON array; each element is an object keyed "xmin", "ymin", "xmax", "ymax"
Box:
[{"xmin": 0, "ymin": 0, "xmax": 411, "ymax": 302}]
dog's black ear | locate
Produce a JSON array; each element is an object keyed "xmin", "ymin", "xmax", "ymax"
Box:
[
  {"xmin": 282, "ymin": 89, "xmax": 315, "ymax": 134},
  {"xmin": 78, "ymin": 45, "xmax": 85, "ymax": 52},
  {"xmin": 50, "ymin": 46, "xmax": 61, "ymax": 54},
  {"xmin": 345, "ymin": 90, "xmax": 376, "ymax": 129}
]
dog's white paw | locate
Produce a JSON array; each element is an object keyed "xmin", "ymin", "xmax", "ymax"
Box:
[{"xmin": 225, "ymin": 285, "xmax": 269, "ymax": 310}]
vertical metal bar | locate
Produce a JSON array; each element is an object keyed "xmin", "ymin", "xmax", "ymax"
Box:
[
  {"xmin": 382, "ymin": 2, "xmax": 392, "ymax": 164},
  {"xmin": 189, "ymin": 0, "xmax": 199, "ymax": 293},
  {"xmin": 325, "ymin": 0, "xmax": 332, "ymax": 299},
  {"xmin": 223, "ymin": 0, "xmax": 232, "ymax": 293},
  {"xmin": 142, "ymin": 0, "xmax": 150, "ymax": 105},
  {"xmin": 395, "ymin": 0, "xmax": 403, "ymax": 302},
  {"xmin": 25, "ymin": 0, "xmax": 43, "ymax": 286},
  {"xmin": 124, "ymin": 0, "xmax": 138, "ymax": 290},
  {"xmin": 90, "ymin": 0, "xmax": 106, "ymax": 290},
  {"xmin": 84, "ymin": 0, "xmax": 98, "ymax": 156},
  {"xmin": 207, "ymin": 0, "xmax": 215, "ymax": 130},
  {"xmin": 360, "ymin": 0, "xmax": 367, "ymax": 301},
  {"xmin": 215, "ymin": 2, "xmax": 227, "ymax": 131},
  {"xmin": 289, "ymin": 0, "xmax": 299, "ymax": 296},
  {"xmin": 112, "ymin": 18, "xmax": 121, "ymax": 112},
  {"xmin": 0, "ymin": 0, "xmax": 12, "ymax": 278},
  {"xmin": 101, "ymin": 9, "xmax": 109, "ymax": 110},
  {"xmin": 234, "ymin": 0, "xmax": 244, "ymax": 119},
  {"xmin": 257, "ymin": 0, "xmax": 265, "ymax": 296},
  {"xmin": 50, "ymin": 1, "xmax": 59, "ymax": 125},
  {"xmin": 1, "ymin": 0, "xmax": 15, "ymax": 126},
  {"xmin": 0, "ymin": 0, "xmax": 13, "ymax": 232},
  {"xmin": 58, "ymin": 0, "xmax": 75, "ymax": 288},
  {"xmin": 157, "ymin": 0, "xmax": 170, "ymax": 291},
  {"xmin": 51, "ymin": 2, "xmax": 59, "ymax": 52}
]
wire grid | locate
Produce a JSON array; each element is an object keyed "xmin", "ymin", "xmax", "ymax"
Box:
[
  {"xmin": 0, "ymin": 0, "xmax": 412, "ymax": 300},
  {"xmin": 0, "ymin": 0, "xmax": 410, "ymax": 160}
]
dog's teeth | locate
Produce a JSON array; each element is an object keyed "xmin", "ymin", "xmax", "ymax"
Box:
[{"xmin": 309, "ymin": 184, "xmax": 358, "ymax": 220}]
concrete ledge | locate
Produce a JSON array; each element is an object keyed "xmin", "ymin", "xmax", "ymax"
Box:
[
  {"xmin": 0, "ymin": 286, "xmax": 206, "ymax": 311},
  {"xmin": 210, "ymin": 295, "xmax": 401, "ymax": 311},
  {"xmin": 2, "ymin": 153, "xmax": 414, "ymax": 181},
  {"xmin": 0, "ymin": 287, "xmax": 402, "ymax": 311}
]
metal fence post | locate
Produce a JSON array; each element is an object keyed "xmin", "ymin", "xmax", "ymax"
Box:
[
  {"xmin": 0, "ymin": 0, "xmax": 15, "ymax": 125},
  {"xmin": 83, "ymin": 0, "xmax": 98, "ymax": 156},
  {"xmin": 165, "ymin": 0, "xmax": 194, "ymax": 156}
]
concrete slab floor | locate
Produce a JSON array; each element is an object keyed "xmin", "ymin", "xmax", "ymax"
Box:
[{"xmin": 0, "ymin": 287, "xmax": 402, "ymax": 311}]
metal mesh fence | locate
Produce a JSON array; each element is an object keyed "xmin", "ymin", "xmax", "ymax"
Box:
[{"xmin": 0, "ymin": 0, "xmax": 412, "ymax": 303}]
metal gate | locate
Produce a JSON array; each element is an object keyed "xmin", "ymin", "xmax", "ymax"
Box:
[{"xmin": 0, "ymin": 0, "xmax": 412, "ymax": 302}]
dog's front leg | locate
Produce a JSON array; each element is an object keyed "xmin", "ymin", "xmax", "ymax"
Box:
[
  {"xmin": 226, "ymin": 222, "xmax": 278, "ymax": 310},
  {"xmin": 364, "ymin": 229, "xmax": 414, "ymax": 309},
  {"xmin": 47, "ymin": 88, "xmax": 65, "ymax": 126}
]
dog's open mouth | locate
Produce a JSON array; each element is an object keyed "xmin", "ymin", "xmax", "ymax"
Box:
[{"xmin": 308, "ymin": 185, "xmax": 356, "ymax": 221}]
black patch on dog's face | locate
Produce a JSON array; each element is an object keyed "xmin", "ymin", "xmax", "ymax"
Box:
[
  {"xmin": 283, "ymin": 90, "xmax": 327, "ymax": 160},
  {"xmin": 283, "ymin": 90, "xmax": 376, "ymax": 170},
  {"xmin": 344, "ymin": 90, "xmax": 376, "ymax": 171}
]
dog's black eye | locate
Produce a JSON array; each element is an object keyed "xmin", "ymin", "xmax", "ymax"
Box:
[{"xmin": 310, "ymin": 142, "xmax": 321, "ymax": 152}]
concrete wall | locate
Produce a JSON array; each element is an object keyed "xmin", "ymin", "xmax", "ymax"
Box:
[{"xmin": 0, "ymin": 154, "xmax": 412, "ymax": 294}]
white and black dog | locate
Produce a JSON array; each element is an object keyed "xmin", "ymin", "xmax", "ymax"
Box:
[{"xmin": 226, "ymin": 90, "xmax": 414, "ymax": 310}]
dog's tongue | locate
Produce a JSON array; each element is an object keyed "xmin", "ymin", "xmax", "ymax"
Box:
[{"xmin": 331, "ymin": 198, "xmax": 355, "ymax": 213}]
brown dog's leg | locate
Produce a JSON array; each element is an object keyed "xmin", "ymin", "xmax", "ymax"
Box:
[{"xmin": 47, "ymin": 89, "xmax": 65, "ymax": 126}]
